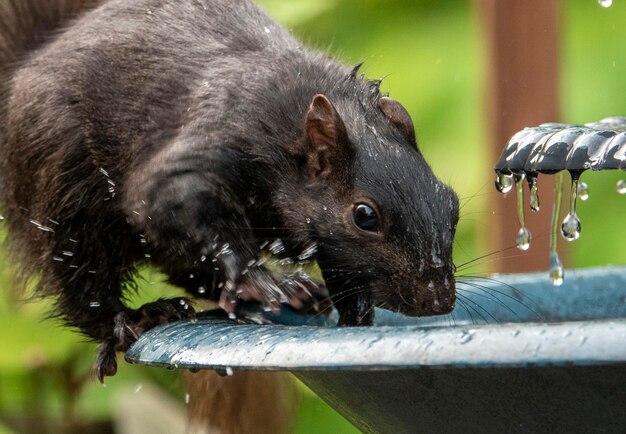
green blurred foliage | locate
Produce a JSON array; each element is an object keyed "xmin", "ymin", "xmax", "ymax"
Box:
[
  {"xmin": 2, "ymin": 0, "xmax": 626, "ymax": 432},
  {"xmin": 292, "ymin": 383, "xmax": 359, "ymax": 434},
  {"xmin": 561, "ymin": 1, "xmax": 626, "ymax": 267}
]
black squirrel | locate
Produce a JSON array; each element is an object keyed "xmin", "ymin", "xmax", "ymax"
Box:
[{"xmin": 0, "ymin": 0, "xmax": 459, "ymax": 381}]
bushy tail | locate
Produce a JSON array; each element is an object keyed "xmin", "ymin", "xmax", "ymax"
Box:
[{"xmin": 0, "ymin": 0, "xmax": 97, "ymax": 86}]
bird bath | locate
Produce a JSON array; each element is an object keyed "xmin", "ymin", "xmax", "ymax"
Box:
[{"xmin": 126, "ymin": 265, "xmax": 626, "ymax": 433}]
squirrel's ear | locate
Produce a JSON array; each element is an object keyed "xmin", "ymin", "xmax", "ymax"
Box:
[
  {"xmin": 379, "ymin": 97, "xmax": 416, "ymax": 146},
  {"xmin": 304, "ymin": 94, "xmax": 349, "ymax": 181}
]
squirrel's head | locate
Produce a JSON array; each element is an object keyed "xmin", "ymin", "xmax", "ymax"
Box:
[{"xmin": 281, "ymin": 92, "xmax": 459, "ymax": 319}]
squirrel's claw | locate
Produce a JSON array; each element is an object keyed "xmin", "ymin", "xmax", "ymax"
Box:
[{"xmin": 93, "ymin": 297, "xmax": 195, "ymax": 382}]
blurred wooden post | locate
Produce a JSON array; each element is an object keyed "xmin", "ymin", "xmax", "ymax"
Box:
[{"xmin": 479, "ymin": 0, "xmax": 562, "ymax": 273}]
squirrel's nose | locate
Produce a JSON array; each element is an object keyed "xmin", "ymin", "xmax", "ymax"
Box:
[{"xmin": 419, "ymin": 274, "xmax": 456, "ymax": 314}]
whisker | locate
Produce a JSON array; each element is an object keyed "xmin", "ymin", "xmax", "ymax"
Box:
[
  {"xmin": 455, "ymin": 244, "xmax": 518, "ymax": 270},
  {"xmin": 455, "ymin": 251, "xmax": 548, "ymax": 272},
  {"xmin": 455, "ymin": 298, "xmax": 478, "ymax": 325},
  {"xmin": 330, "ymin": 287, "xmax": 373, "ymax": 306},
  {"xmin": 456, "ymin": 275, "xmax": 542, "ymax": 315},
  {"xmin": 457, "ymin": 293, "xmax": 496, "ymax": 324},
  {"xmin": 458, "ymin": 282, "xmax": 522, "ymax": 321}
]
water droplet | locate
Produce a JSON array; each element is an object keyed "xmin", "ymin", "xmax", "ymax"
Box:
[
  {"xmin": 495, "ymin": 172, "xmax": 513, "ymax": 193},
  {"xmin": 29, "ymin": 219, "xmax": 54, "ymax": 232},
  {"xmin": 135, "ymin": 384, "xmax": 143, "ymax": 393},
  {"xmin": 515, "ymin": 174, "xmax": 531, "ymax": 250},
  {"xmin": 616, "ymin": 179, "xmax": 626, "ymax": 194},
  {"xmin": 184, "ymin": 393, "xmax": 190, "ymax": 404},
  {"xmin": 268, "ymin": 239, "xmax": 285, "ymax": 255},
  {"xmin": 549, "ymin": 172, "xmax": 565, "ymax": 284},
  {"xmin": 598, "ymin": 0, "xmax": 612, "ymax": 7},
  {"xmin": 577, "ymin": 181, "xmax": 589, "ymax": 201},
  {"xmin": 561, "ymin": 213, "xmax": 581, "ymax": 241},
  {"xmin": 430, "ymin": 248, "xmax": 444, "ymax": 268},
  {"xmin": 89, "ymin": 301, "xmax": 101, "ymax": 308},
  {"xmin": 0, "ymin": 215, "xmax": 4, "ymax": 221},
  {"xmin": 529, "ymin": 177, "xmax": 540, "ymax": 212},
  {"xmin": 459, "ymin": 332, "xmax": 473, "ymax": 344},
  {"xmin": 305, "ymin": 217, "xmax": 311, "ymax": 224},
  {"xmin": 561, "ymin": 174, "xmax": 581, "ymax": 241},
  {"xmin": 278, "ymin": 257, "xmax": 294, "ymax": 266},
  {"xmin": 549, "ymin": 252, "xmax": 564, "ymax": 286},
  {"xmin": 516, "ymin": 227, "xmax": 531, "ymax": 250},
  {"xmin": 298, "ymin": 242, "xmax": 318, "ymax": 262},
  {"xmin": 198, "ymin": 286, "xmax": 206, "ymax": 294},
  {"xmin": 216, "ymin": 243, "xmax": 232, "ymax": 257},
  {"xmin": 225, "ymin": 367, "xmax": 234, "ymax": 376}
]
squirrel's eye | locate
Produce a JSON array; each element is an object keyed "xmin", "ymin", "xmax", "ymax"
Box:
[{"xmin": 353, "ymin": 203, "xmax": 380, "ymax": 232}]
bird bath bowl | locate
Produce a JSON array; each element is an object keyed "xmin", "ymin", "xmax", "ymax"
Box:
[{"xmin": 126, "ymin": 265, "xmax": 626, "ymax": 433}]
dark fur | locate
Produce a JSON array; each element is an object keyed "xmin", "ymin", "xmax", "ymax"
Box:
[{"xmin": 0, "ymin": 0, "xmax": 459, "ymax": 378}]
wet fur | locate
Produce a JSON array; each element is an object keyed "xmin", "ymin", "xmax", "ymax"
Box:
[{"xmin": 0, "ymin": 0, "xmax": 459, "ymax": 371}]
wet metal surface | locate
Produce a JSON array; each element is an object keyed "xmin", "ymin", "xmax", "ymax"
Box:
[
  {"xmin": 126, "ymin": 316, "xmax": 626, "ymax": 371},
  {"xmin": 126, "ymin": 266, "xmax": 626, "ymax": 433},
  {"xmin": 494, "ymin": 117, "xmax": 626, "ymax": 174}
]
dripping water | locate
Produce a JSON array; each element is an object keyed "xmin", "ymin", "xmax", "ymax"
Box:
[
  {"xmin": 495, "ymin": 171, "xmax": 513, "ymax": 194},
  {"xmin": 561, "ymin": 172, "xmax": 582, "ymax": 241},
  {"xmin": 577, "ymin": 181, "xmax": 589, "ymax": 201},
  {"xmin": 549, "ymin": 172, "xmax": 564, "ymax": 286},
  {"xmin": 528, "ymin": 175, "xmax": 540, "ymax": 212},
  {"xmin": 515, "ymin": 174, "xmax": 531, "ymax": 250}
]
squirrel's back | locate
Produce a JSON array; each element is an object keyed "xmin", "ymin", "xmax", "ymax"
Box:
[
  {"xmin": 0, "ymin": 0, "xmax": 98, "ymax": 100},
  {"xmin": 0, "ymin": 2, "xmax": 306, "ymax": 433}
]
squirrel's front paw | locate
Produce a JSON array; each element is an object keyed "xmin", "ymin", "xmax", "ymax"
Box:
[
  {"xmin": 274, "ymin": 270, "xmax": 333, "ymax": 316},
  {"xmin": 94, "ymin": 297, "xmax": 195, "ymax": 382},
  {"xmin": 219, "ymin": 269, "xmax": 332, "ymax": 317}
]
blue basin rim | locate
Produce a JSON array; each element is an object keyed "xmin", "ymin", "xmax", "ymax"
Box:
[
  {"xmin": 125, "ymin": 317, "xmax": 626, "ymax": 370},
  {"xmin": 126, "ymin": 265, "xmax": 626, "ymax": 371}
]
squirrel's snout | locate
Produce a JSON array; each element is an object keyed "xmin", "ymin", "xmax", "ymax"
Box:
[{"xmin": 394, "ymin": 274, "xmax": 456, "ymax": 317}]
